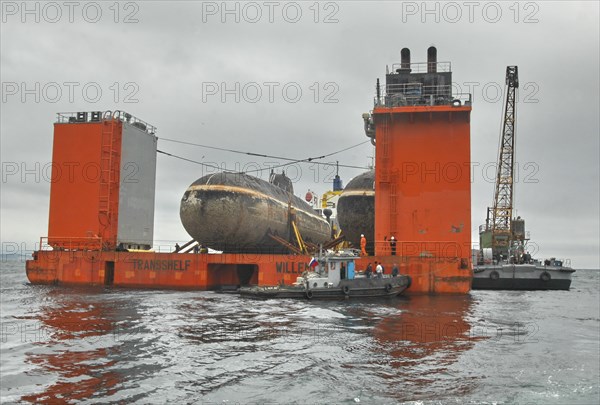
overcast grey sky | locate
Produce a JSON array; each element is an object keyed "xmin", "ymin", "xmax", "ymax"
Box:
[{"xmin": 1, "ymin": 1, "xmax": 598, "ymax": 268}]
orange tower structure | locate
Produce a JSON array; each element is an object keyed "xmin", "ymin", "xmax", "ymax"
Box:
[
  {"xmin": 362, "ymin": 47, "xmax": 472, "ymax": 293},
  {"xmin": 46, "ymin": 111, "xmax": 157, "ymax": 251}
]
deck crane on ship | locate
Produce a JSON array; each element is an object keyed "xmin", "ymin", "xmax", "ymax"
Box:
[
  {"xmin": 480, "ymin": 66, "xmax": 525, "ymax": 262},
  {"xmin": 473, "ymin": 66, "xmax": 575, "ymax": 290}
]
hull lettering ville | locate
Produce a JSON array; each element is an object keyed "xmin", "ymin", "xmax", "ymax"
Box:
[{"xmin": 276, "ymin": 262, "xmax": 309, "ymax": 274}]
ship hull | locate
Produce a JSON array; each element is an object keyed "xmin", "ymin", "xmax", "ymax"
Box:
[
  {"xmin": 26, "ymin": 250, "xmax": 314, "ymax": 290},
  {"xmin": 239, "ymin": 275, "xmax": 410, "ymax": 299},
  {"xmin": 472, "ymin": 264, "xmax": 574, "ymax": 290},
  {"xmin": 25, "ymin": 251, "xmax": 471, "ymax": 293}
]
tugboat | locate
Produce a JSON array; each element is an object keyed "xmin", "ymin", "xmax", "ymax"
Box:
[{"xmin": 239, "ymin": 252, "xmax": 411, "ymax": 299}]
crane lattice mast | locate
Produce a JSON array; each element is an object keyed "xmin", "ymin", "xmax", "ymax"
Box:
[{"xmin": 491, "ymin": 66, "xmax": 519, "ymax": 254}]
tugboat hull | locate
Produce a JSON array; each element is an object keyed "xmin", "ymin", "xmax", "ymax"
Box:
[{"xmin": 239, "ymin": 275, "xmax": 410, "ymax": 299}]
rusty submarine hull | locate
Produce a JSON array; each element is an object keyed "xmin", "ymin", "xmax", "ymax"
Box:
[
  {"xmin": 337, "ymin": 170, "xmax": 375, "ymax": 254},
  {"xmin": 180, "ymin": 171, "xmax": 331, "ymax": 253}
]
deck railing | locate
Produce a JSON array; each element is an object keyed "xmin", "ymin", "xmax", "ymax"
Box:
[
  {"xmin": 374, "ymin": 83, "xmax": 471, "ymax": 108},
  {"xmin": 56, "ymin": 110, "xmax": 156, "ymax": 134},
  {"xmin": 389, "ymin": 61, "xmax": 452, "ymax": 74}
]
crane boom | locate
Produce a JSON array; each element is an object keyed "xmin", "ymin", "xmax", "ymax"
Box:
[{"xmin": 491, "ymin": 66, "xmax": 519, "ymax": 255}]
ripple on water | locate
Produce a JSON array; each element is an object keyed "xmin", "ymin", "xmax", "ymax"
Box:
[{"xmin": 1, "ymin": 263, "xmax": 599, "ymax": 404}]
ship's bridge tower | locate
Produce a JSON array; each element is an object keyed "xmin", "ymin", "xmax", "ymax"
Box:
[{"xmin": 364, "ymin": 47, "xmax": 472, "ymax": 275}]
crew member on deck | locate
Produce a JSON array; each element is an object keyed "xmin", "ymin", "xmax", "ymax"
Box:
[
  {"xmin": 375, "ymin": 262, "xmax": 383, "ymax": 278},
  {"xmin": 360, "ymin": 234, "xmax": 367, "ymax": 256},
  {"xmin": 365, "ymin": 262, "xmax": 373, "ymax": 278},
  {"xmin": 389, "ymin": 236, "xmax": 397, "ymax": 256}
]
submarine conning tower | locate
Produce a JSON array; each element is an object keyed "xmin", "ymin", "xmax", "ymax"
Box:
[{"xmin": 365, "ymin": 46, "xmax": 472, "ymax": 293}]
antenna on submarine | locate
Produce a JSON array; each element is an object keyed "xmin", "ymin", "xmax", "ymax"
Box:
[{"xmin": 333, "ymin": 161, "xmax": 343, "ymax": 191}]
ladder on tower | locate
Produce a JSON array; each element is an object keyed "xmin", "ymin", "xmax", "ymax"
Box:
[
  {"xmin": 98, "ymin": 119, "xmax": 118, "ymax": 247},
  {"xmin": 389, "ymin": 178, "xmax": 398, "ymax": 238},
  {"xmin": 379, "ymin": 118, "xmax": 390, "ymax": 183}
]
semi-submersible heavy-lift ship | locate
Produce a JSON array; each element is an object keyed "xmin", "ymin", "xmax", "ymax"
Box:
[{"xmin": 26, "ymin": 47, "xmax": 473, "ymax": 294}]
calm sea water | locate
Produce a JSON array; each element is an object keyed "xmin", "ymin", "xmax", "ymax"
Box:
[{"xmin": 1, "ymin": 259, "xmax": 598, "ymax": 404}]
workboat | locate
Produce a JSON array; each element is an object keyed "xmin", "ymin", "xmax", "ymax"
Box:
[
  {"xmin": 472, "ymin": 258, "xmax": 575, "ymax": 290},
  {"xmin": 239, "ymin": 252, "xmax": 411, "ymax": 299}
]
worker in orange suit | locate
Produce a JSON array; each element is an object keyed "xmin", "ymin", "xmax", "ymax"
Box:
[{"xmin": 360, "ymin": 234, "xmax": 367, "ymax": 256}]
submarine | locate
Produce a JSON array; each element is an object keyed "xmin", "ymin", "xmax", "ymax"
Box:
[
  {"xmin": 336, "ymin": 170, "xmax": 375, "ymax": 255},
  {"xmin": 180, "ymin": 170, "xmax": 331, "ymax": 253}
]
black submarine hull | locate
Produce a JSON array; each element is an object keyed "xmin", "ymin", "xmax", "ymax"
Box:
[
  {"xmin": 180, "ymin": 172, "xmax": 331, "ymax": 253},
  {"xmin": 337, "ymin": 170, "xmax": 375, "ymax": 255}
]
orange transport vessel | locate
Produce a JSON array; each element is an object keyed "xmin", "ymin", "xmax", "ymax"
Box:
[{"xmin": 26, "ymin": 47, "xmax": 472, "ymax": 293}]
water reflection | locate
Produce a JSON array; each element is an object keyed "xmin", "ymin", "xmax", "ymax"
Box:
[
  {"xmin": 21, "ymin": 288, "xmax": 122, "ymax": 403},
  {"xmin": 372, "ymin": 295, "xmax": 481, "ymax": 401},
  {"xmin": 5, "ymin": 263, "xmax": 597, "ymax": 404},
  {"xmin": 17, "ymin": 287, "xmax": 482, "ymax": 403}
]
